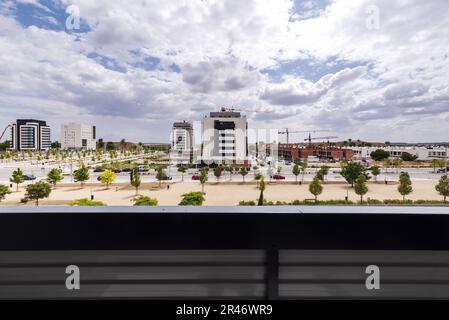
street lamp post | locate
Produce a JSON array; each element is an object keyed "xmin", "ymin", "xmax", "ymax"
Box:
[
  {"xmin": 444, "ymin": 143, "xmax": 448, "ymax": 175},
  {"xmin": 70, "ymin": 159, "xmax": 73, "ymax": 183}
]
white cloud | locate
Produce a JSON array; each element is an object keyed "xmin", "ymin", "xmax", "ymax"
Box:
[{"xmin": 0, "ymin": 0, "xmax": 449, "ymax": 142}]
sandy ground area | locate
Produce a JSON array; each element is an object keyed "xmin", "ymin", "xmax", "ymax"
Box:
[{"xmin": 0, "ymin": 180, "xmax": 446, "ymax": 206}]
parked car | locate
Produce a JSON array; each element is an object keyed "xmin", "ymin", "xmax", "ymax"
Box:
[
  {"xmin": 192, "ymin": 175, "xmax": 200, "ymax": 181},
  {"xmin": 437, "ymin": 167, "xmax": 449, "ymax": 174},
  {"xmin": 93, "ymin": 168, "xmax": 105, "ymax": 173},
  {"xmin": 271, "ymin": 175, "xmax": 286, "ymax": 180},
  {"xmin": 121, "ymin": 168, "xmax": 132, "ymax": 172},
  {"xmin": 113, "ymin": 169, "xmax": 122, "ymax": 173},
  {"xmin": 23, "ymin": 175, "xmax": 36, "ymax": 181},
  {"xmin": 163, "ymin": 176, "xmax": 173, "ymax": 181}
]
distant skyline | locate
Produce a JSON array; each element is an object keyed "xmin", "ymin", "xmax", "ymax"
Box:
[{"xmin": 1, "ymin": 0, "xmax": 449, "ymax": 143}]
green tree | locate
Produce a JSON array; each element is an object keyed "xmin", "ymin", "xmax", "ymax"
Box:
[
  {"xmin": 258, "ymin": 177, "xmax": 266, "ymax": 206},
  {"xmin": 398, "ymin": 172, "xmax": 413, "ymax": 202},
  {"xmin": 0, "ymin": 140, "xmax": 11, "ymax": 151},
  {"xmin": 393, "ymin": 158, "xmax": 402, "ymax": 173},
  {"xmin": 370, "ymin": 149, "xmax": 390, "ymax": 161},
  {"xmin": 340, "ymin": 162, "xmax": 367, "ymax": 187},
  {"xmin": 133, "ymin": 196, "xmax": 158, "ymax": 206},
  {"xmin": 100, "ymin": 169, "xmax": 116, "ymax": 189},
  {"xmin": 431, "ymin": 159, "xmax": 439, "ymax": 173},
  {"xmin": 254, "ymin": 172, "xmax": 263, "ymax": 187},
  {"xmin": 239, "ymin": 167, "xmax": 248, "ymax": 184},
  {"xmin": 354, "ymin": 174, "xmax": 368, "ymax": 204},
  {"xmin": 300, "ymin": 161, "xmax": 308, "ymax": 183},
  {"xmin": 435, "ymin": 175, "xmax": 449, "ymax": 202},
  {"xmin": 70, "ymin": 198, "xmax": 106, "ymax": 206},
  {"xmin": 47, "ymin": 168, "xmax": 63, "ymax": 188},
  {"xmin": 74, "ymin": 165, "xmax": 90, "ymax": 188},
  {"xmin": 130, "ymin": 168, "xmax": 141, "ymax": 195},
  {"xmin": 401, "ymin": 152, "xmax": 418, "ymax": 162},
  {"xmin": 51, "ymin": 141, "xmax": 61, "ymax": 149},
  {"xmin": 199, "ymin": 168, "xmax": 208, "ymax": 194},
  {"xmin": 317, "ymin": 165, "xmax": 330, "ymax": 182},
  {"xmin": 214, "ymin": 166, "xmax": 223, "ymax": 184},
  {"xmin": 24, "ymin": 181, "xmax": 51, "ymax": 206},
  {"xmin": 383, "ymin": 159, "xmax": 391, "ymax": 173},
  {"xmin": 309, "ymin": 176, "xmax": 323, "ymax": 203},
  {"xmin": 437, "ymin": 159, "xmax": 447, "ymax": 170},
  {"xmin": 371, "ymin": 166, "xmax": 381, "ymax": 182},
  {"xmin": 106, "ymin": 142, "xmax": 116, "ymax": 151},
  {"xmin": 156, "ymin": 167, "xmax": 166, "ymax": 188},
  {"xmin": 10, "ymin": 168, "xmax": 25, "ymax": 192},
  {"xmin": 225, "ymin": 166, "xmax": 234, "ymax": 181},
  {"xmin": 178, "ymin": 165, "xmax": 188, "ymax": 182},
  {"xmin": 179, "ymin": 192, "xmax": 205, "ymax": 206},
  {"xmin": 292, "ymin": 164, "xmax": 300, "ymax": 184},
  {"xmin": 0, "ymin": 184, "xmax": 11, "ymax": 202}
]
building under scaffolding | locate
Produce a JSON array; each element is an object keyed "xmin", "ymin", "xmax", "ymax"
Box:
[{"xmin": 268, "ymin": 143, "xmax": 353, "ymax": 162}]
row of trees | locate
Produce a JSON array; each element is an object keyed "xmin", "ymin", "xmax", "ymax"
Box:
[
  {"xmin": 370, "ymin": 149, "xmax": 418, "ymax": 162},
  {"xmin": 307, "ymin": 171, "xmax": 449, "ymax": 203},
  {"xmin": 0, "ymin": 181, "xmax": 51, "ymax": 206}
]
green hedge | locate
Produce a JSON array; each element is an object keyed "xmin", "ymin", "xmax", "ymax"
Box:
[{"xmin": 238, "ymin": 199, "xmax": 449, "ymax": 206}]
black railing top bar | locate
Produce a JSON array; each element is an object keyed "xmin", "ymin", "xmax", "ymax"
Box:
[{"xmin": 0, "ymin": 206, "xmax": 449, "ymax": 251}]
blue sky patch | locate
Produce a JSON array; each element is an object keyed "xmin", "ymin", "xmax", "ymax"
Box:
[
  {"xmin": 12, "ymin": 0, "xmax": 90, "ymax": 33},
  {"xmin": 87, "ymin": 52, "xmax": 127, "ymax": 73},
  {"xmin": 262, "ymin": 56, "xmax": 368, "ymax": 82}
]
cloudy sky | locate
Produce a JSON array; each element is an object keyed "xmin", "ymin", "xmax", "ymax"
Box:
[{"xmin": 0, "ymin": 0, "xmax": 448, "ymax": 143}]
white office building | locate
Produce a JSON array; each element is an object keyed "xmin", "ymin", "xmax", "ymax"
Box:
[
  {"xmin": 10, "ymin": 119, "xmax": 51, "ymax": 151},
  {"xmin": 170, "ymin": 121, "xmax": 193, "ymax": 164},
  {"xmin": 60, "ymin": 123, "xmax": 97, "ymax": 150},
  {"xmin": 201, "ymin": 109, "xmax": 248, "ymax": 165}
]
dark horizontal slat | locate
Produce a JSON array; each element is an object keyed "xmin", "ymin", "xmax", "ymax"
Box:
[
  {"xmin": 280, "ymin": 283, "xmax": 449, "ymax": 299},
  {"xmin": 280, "ymin": 266, "xmax": 449, "ymax": 282},
  {"xmin": 0, "ymin": 250, "xmax": 265, "ymax": 265},
  {"xmin": 280, "ymin": 250, "xmax": 449, "ymax": 265},
  {"xmin": 0, "ymin": 266, "xmax": 265, "ymax": 282},
  {"xmin": 0, "ymin": 284, "xmax": 266, "ymax": 299}
]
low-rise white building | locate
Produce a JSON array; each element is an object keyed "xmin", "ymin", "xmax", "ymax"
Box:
[
  {"xmin": 60, "ymin": 123, "xmax": 96, "ymax": 150},
  {"xmin": 351, "ymin": 146, "xmax": 448, "ymax": 161}
]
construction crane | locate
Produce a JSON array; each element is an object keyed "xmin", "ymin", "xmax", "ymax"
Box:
[
  {"xmin": 305, "ymin": 134, "xmax": 339, "ymax": 147},
  {"xmin": 0, "ymin": 124, "xmax": 11, "ymax": 141},
  {"xmin": 279, "ymin": 129, "xmax": 329, "ymax": 144},
  {"xmin": 219, "ymin": 106, "xmax": 272, "ymax": 114}
]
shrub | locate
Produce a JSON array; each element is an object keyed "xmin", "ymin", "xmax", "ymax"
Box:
[
  {"xmin": 239, "ymin": 201, "xmax": 256, "ymax": 206},
  {"xmin": 413, "ymin": 200, "xmax": 448, "ymax": 205},
  {"xmin": 365, "ymin": 199, "xmax": 383, "ymax": 205},
  {"xmin": 70, "ymin": 198, "xmax": 106, "ymax": 206},
  {"xmin": 383, "ymin": 199, "xmax": 413, "ymax": 205},
  {"xmin": 133, "ymin": 196, "xmax": 158, "ymax": 206},
  {"xmin": 179, "ymin": 192, "xmax": 205, "ymax": 206}
]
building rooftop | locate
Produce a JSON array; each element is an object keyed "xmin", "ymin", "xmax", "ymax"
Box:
[{"xmin": 173, "ymin": 121, "xmax": 193, "ymax": 129}]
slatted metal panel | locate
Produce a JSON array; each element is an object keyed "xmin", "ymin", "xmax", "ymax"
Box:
[
  {"xmin": 279, "ymin": 250, "xmax": 449, "ymax": 299},
  {"xmin": 2, "ymin": 250, "xmax": 449, "ymax": 299},
  {"xmin": 0, "ymin": 250, "xmax": 266, "ymax": 299}
]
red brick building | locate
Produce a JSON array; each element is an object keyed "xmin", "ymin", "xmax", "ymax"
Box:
[{"xmin": 273, "ymin": 144, "xmax": 353, "ymax": 162}]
